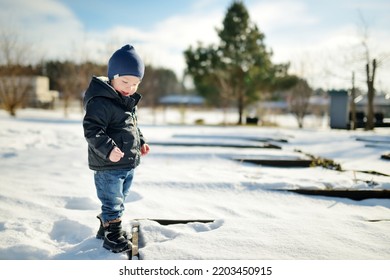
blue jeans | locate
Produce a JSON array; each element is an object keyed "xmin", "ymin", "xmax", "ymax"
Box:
[{"xmin": 94, "ymin": 169, "xmax": 134, "ymax": 223}]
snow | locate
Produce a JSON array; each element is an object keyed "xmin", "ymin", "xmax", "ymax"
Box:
[{"xmin": 0, "ymin": 107, "xmax": 389, "ymax": 264}]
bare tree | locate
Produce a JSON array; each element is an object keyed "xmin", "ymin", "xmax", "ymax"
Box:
[
  {"xmin": 349, "ymin": 71, "xmax": 357, "ymax": 130},
  {"xmin": 287, "ymin": 79, "xmax": 312, "ymax": 128},
  {"xmin": 60, "ymin": 62, "xmax": 89, "ymax": 117},
  {"xmin": 140, "ymin": 66, "xmax": 182, "ymax": 123},
  {"xmin": 365, "ymin": 59, "xmax": 376, "ymax": 130},
  {"xmin": 0, "ymin": 30, "xmax": 33, "ymax": 116},
  {"xmin": 356, "ymin": 12, "xmax": 389, "ymax": 130},
  {"xmin": 0, "ymin": 75, "xmax": 32, "ymax": 116}
]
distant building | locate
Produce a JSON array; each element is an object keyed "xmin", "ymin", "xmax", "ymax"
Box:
[
  {"xmin": 0, "ymin": 75, "xmax": 59, "ymax": 108},
  {"xmin": 328, "ymin": 90, "xmax": 349, "ymax": 129},
  {"xmin": 159, "ymin": 94, "xmax": 205, "ymax": 106},
  {"xmin": 354, "ymin": 92, "xmax": 390, "ymax": 117},
  {"xmin": 328, "ymin": 89, "xmax": 390, "ymax": 129},
  {"xmin": 25, "ymin": 76, "xmax": 59, "ymax": 108}
]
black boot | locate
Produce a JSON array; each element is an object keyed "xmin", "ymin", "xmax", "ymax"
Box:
[
  {"xmin": 103, "ymin": 219, "xmax": 132, "ymax": 253},
  {"xmin": 96, "ymin": 215, "xmax": 106, "ymax": 240},
  {"xmin": 96, "ymin": 215, "xmax": 129, "ymax": 240}
]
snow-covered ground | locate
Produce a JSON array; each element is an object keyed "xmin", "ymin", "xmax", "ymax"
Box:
[{"xmin": 0, "ymin": 108, "xmax": 389, "ymax": 265}]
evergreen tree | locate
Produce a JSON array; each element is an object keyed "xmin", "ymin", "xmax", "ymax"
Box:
[{"xmin": 185, "ymin": 0, "xmax": 296, "ymax": 124}]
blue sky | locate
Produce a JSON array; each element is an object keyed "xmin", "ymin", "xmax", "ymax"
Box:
[
  {"xmin": 63, "ymin": 0, "xmax": 194, "ymax": 31},
  {"xmin": 1, "ymin": 0, "xmax": 389, "ymax": 91}
]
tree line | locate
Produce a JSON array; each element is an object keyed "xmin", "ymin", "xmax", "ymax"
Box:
[{"xmin": 0, "ymin": 59, "xmax": 182, "ymax": 117}]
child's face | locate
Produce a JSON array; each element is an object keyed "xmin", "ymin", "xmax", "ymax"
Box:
[{"xmin": 111, "ymin": 75, "xmax": 141, "ymax": 97}]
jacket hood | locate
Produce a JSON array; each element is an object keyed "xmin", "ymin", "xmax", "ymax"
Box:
[
  {"xmin": 83, "ymin": 76, "xmax": 119, "ymax": 107},
  {"xmin": 83, "ymin": 76, "xmax": 142, "ymax": 110}
]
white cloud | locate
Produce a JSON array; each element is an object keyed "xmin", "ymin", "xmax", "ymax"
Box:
[
  {"xmin": 244, "ymin": 0, "xmax": 390, "ymax": 91},
  {"xmin": 0, "ymin": 0, "xmax": 85, "ymax": 62},
  {"xmin": 80, "ymin": 8, "xmax": 223, "ymax": 79},
  {"xmin": 137, "ymin": 10, "xmax": 222, "ymax": 75},
  {"xmin": 249, "ymin": 0, "xmax": 318, "ymax": 32}
]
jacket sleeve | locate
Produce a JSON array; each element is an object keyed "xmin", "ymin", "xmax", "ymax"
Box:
[{"xmin": 83, "ymin": 98, "xmax": 116, "ymax": 159}]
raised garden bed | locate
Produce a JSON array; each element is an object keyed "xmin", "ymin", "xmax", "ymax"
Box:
[
  {"xmin": 234, "ymin": 158, "xmax": 313, "ymax": 167},
  {"xmin": 285, "ymin": 189, "xmax": 390, "ymax": 201},
  {"xmin": 149, "ymin": 141, "xmax": 281, "ymax": 149}
]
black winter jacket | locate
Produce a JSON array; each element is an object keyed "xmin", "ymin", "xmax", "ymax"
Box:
[{"xmin": 83, "ymin": 76, "xmax": 146, "ymax": 171}]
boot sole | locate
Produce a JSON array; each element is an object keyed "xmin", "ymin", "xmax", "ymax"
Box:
[{"xmin": 103, "ymin": 243, "xmax": 132, "ymax": 253}]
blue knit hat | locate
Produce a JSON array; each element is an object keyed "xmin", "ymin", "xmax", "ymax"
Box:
[{"xmin": 107, "ymin": 44, "xmax": 145, "ymax": 80}]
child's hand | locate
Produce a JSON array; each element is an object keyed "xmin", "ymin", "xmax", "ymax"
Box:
[
  {"xmin": 141, "ymin": 144, "xmax": 150, "ymax": 156},
  {"xmin": 109, "ymin": 147, "xmax": 124, "ymax": 162}
]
